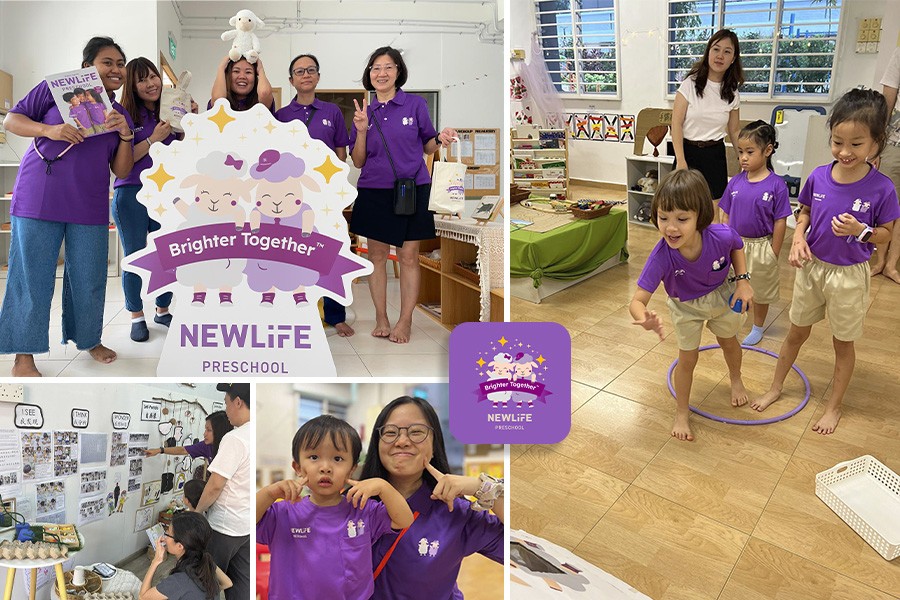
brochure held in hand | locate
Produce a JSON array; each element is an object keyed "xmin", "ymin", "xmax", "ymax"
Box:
[{"xmin": 44, "ymin": 67, "xmax": 115, "ymax": 137}]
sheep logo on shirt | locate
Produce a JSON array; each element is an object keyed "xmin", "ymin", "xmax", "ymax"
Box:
[
  {"xmin": 711, "ymin": 256, "xmax": 727, "ymax": 271},
  {"xmin": 851, "ymin": 198, "xmax": 871, "ymax": 213},
  {"xmin": 417, "ymin": 537, "xmax": 439, "ymax": 557},
  {"xmin": 347, "ymin": 519, "xmax": 365, "ymax": 537},
  {"xmin": 347, "ymin": 521, "xmax": 357, "ymax": 538},
  {"xmin": 761, "ymin": 192, "xmax": 772, "ymax": 203}
]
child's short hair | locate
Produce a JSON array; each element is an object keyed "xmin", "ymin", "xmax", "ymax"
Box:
[
  {"xmin": 63, "ymin": 92, "xmax": 75, "ymax": 103},
  {"xmin": 828, "ymin": 88, "xmax": 889, "ymax": 157},
  {"xmin": 291, "ymin": 415, "xmax": 361, "ymax": 466},
  {"xmin": 739, "ymin": 120, "xmax": 778, "ymax": 171},
  {"xmin": 650, "ymin": 169, "xmax": 715, "ymax": 230},
  {"xmin": 183, "ymin": 478, "xmax": 206, "ymax": 509}
]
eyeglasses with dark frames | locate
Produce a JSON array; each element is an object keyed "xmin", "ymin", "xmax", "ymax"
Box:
[
  {"xmin": 292, "ymin": 67, "xmax": 319, "ymax": 76},
  {"xmin": 377, "ymin": 424, "xmax": 432, "ymax": 444}
]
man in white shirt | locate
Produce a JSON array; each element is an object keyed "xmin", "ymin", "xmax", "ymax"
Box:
[{"xmin": 194, "ymin": 382, "xmax": 251, "ymax": 600}]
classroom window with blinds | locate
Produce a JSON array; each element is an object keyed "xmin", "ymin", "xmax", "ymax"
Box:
[
  {"xmin": 535, "ymin": 0, "xmax": 619, "ymax": 96},
  {"xmin": 297, "ymin": 395, "xmax": 349, "ymax": 427},
  {"xmin": 668, "ymin": 0, "xmax": 842, "ymax": 97}
]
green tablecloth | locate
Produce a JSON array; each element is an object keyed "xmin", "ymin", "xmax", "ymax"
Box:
[{"xmin": 511, "ymin": 209, "xmax": 628, "ymax": 288}]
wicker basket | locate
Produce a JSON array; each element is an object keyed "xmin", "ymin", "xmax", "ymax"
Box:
[
  {"xmin": 509, "ymin": 184, "xmax": 530, "ymax": 205},
  {"xmin": 570, "ymin": 204, "xmax": 613, "ymax": 219},
  {"xmin": 54, "ymin": 570, "xmax": 102, "ymax": 598},
  {"xmin": 419, "ymin": 253, "xmax": 441, "ymax": 270},
  {"xmin": 453, "ymin": 262, "xmax": 480, "ymax": 284},
  {"xmin": 815, "ymin": 455, "xmax": 900, "ymax": 560}
]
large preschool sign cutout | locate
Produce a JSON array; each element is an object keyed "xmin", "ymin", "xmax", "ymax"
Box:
[{"xmin": 124, "ymin": 100, "xmax": 372, "ymax": 376}]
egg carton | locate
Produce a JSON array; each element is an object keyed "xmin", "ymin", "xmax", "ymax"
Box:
[
  {"xmin": 83, "ymin": 594, "xmax": 133, "ymax": 600},
  {"xmin": 0, "ymin": 540, "xmax": 69, "ymax": 560}
]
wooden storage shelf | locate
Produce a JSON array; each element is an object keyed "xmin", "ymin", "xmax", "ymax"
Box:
[
  {"xmin": 511, "ymin": 128, "xmax": 569, "ymax": 199},
  {"xmin": 490, "ymin": 288, "xmax": 504, "ymax": 322},
  {"xmin": 625, "ymin": 154, "xmax": 674, "ymax": 227}
]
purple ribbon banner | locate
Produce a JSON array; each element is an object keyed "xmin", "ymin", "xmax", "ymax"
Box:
[
  {"xmin": 130, "ymin": 222, "xmax": 362, "ymax": 297},
  {"xmin": 476, "ymin": 380, "xmax": 552, "ymax": 403}
]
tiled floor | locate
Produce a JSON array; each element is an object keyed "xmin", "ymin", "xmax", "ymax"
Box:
[
  {"xmin": 510, "ymin": 184, "xmax": 900, "ymax": 599},
  {"xmin": 0, "ymin": 268, "xmax": 450, "ymax": 377}
]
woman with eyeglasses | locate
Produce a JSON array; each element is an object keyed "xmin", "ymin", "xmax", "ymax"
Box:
[
  {"xmin": 274, "ymin": 54, "xmax": 355, "ymax": 337},
  {"xmin": 349, "ymin": 46, "xmax": 458, "ymax": 344},
  {"xmin": 140, "ymin": 511, "xmax": 233, "ymax": 600},
  {"xmin": 360, "ymin": 396, "xmax": 503, "ymax": 599}
]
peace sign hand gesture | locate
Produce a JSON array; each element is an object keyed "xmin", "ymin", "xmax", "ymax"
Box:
[{"xmin": 353, "ymin": 97, "xmax": 369, "ymax": 133}]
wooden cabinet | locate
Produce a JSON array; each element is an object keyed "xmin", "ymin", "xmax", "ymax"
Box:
[
  {"xmin": 0, "ymin": 162, "xmax": 120, "ymax": 278},
  {"xmin": 625, "ymin": 154, "xmax": 674, "ymax": 227},
  {"xmin": 511, "ymin": 129, "xmax": 568, "ymax": 199}
]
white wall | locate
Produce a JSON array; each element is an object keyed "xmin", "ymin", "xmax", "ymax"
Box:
[
  {"xmin": 0, "ymin": 383, "xmax": 222, "ymax": 600},
  {"xmin": 511, "ymin": 0, "xmax": 898, "ymax": 185},
  {"xmin": 0, "ymin": 1, "xmax": 158, "ymax": 159}
]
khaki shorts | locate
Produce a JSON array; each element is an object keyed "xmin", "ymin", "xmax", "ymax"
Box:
[
  {"xmin": 743, "ymin": 236, "xmax": 780, "ymax": 305},
  {"xmin": 789, "ymin": 258, "xmax": 870, "ymax": 341},
  {"xmin": 668, "ymin": 281, "xmax": 745, "ymax": 350}
]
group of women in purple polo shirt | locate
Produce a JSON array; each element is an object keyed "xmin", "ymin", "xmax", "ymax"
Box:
[{"xmin": 0, "ymin": 37, "xmax": 456, "ymax": 375}]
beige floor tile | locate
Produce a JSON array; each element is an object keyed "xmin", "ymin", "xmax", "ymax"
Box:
[
  {"xmin": 510, "ymin": 446, "xmax": 628, "ymax": 551},
  {"xmin": 570, "ymin": 332, "xmax": 649, "ymax": 390},
  {"xmin": 720, "ymin": 537, "xmax": 898, "ymax": 600},
  {"xmin": 570, "ymin": 381, "xmax": 601, "ymax": 412},
  {"xmin": 574, "ymin": 487, "xmax": 748, "ymax": 600}
]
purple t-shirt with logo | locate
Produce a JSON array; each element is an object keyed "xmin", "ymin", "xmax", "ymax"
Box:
[
  {"xmin": 85, "ymin": 101, "xmax": 108, "ymax": 127},
  {"xmin": 719, "ymin": 171, "xmax": 792, "ymax": 238},
  {"xmin": 257, "ymin": 496, "xmax": 393, "ymax": 600},
  {"xmin": 114, "ymin": 104, "xmax": 177, "ymax": 188},
  {"xmin": 10, "ymin": 81, "xmax": 134, "ymax": 225},
  {"xmin": 275, "ymin": 98, "xmax": 350, "ymax": 151},
  {"xmin": 349, "ymin": 89, "xmax": 438, "ymax": 189},
  {"xmin": 69, "ymin": 104, "xmax": 91, "ymax": 129},
  {"xmin": 637, "ymin": 223, "xmax": 744, "ymax": 302},
  {"xmin": 371, "ymin": 483, "xmax": 503, "ymax": 600},
  {"xmin": 798, "ymin": 163, "xmax": 900, "ymax": 266},
  {"xmin": 184, "ymin": 440, "xmax": 212, "ymax": 461}
]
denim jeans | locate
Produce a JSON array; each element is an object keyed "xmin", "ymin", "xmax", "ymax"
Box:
[
  {"xmin": 0, "ymin": 215, "xmax": 108, "ymax": 353},
  {"xmin": 112, "ymin": 185, "xmax": 172, "ymax": 312},
  {"xmin": 323, "ymin": 297, "xmax": 347, "ymax": 325}
]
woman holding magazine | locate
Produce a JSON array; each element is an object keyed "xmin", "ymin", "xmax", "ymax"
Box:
[{"xmin": 0, "ymin": 36, "xmax": 134, "ymax": 377}]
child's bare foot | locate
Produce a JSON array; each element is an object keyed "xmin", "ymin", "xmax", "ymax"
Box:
[
  {"xmin": 12, "ymin": 354, "xmax": 41, "ymax": 377},
  {"xmin": 672, "ymin": 411, "xmax": 694, "ymax": 441},
  {"xmin": 88, "ymin": 344, "xmax": 117, "ymax": 364},
  {"xmin": 731, "ymin": 380, "xmax": 748, "ymax": 407},
  {"xmin": 812, "ymin": 408, "xmax": 842, "ymax": 434},
  {"xmin": 371, "ymin": 318, "xmax": 391, "ymax": 338},
  {"xmin": 389, "ymin": 320, "xmax": 412, "ymax": 344},
  {"xmin": 334, "ymin": 322, "xmax": 355, "ymax": 337},
  {"xmin": 750, "ymin": 389, "xmax": 781, "ymax": 412},
  {"xmin": 884, "ymin": 267, "xmax": 900, "ymax": 285},
  {"xmin": 870, "ymin": 260, "xmax": 884, "ymax": 276}
]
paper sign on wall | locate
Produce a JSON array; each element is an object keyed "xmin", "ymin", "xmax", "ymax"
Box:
[
  {"xmin": 141, "ymin": 400, "xmax": 162, "ymax": 422},
  {"xmin": 123, "ymin": 100, "xmax": 373, "ymax": 376}
]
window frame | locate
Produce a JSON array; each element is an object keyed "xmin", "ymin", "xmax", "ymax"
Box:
[
  {"xmin": 534, "ymin": 0, "xmax": 623, "ymax": 100},
  {"xmin": 666, "ymin": 0, "xmax": 845, "ymax": 102}
]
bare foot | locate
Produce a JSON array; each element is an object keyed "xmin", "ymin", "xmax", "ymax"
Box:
[
  {"xmin": 731, "ymin": 379, "xmax": 749, "ymax": 407},
  {"xmin": 750, "ymin": 388, "xmax": 781, "ymax": 412},
  {"xmin": 884, "ymin": 268, "xmax": 900, "ymax": 285},
  {"xmin": 334, "ymin": 322, "xmax": 355, "ymax": 337},
  {"xmin": 812, "ymin": 408, "xmax": 842, "ymax": 434},
  {"xmin": 88, "ymin": 344, "xmax": 117, "ymax": 364},
  {"xmin": 870, "ymin": 261, "xmax": 885, "ymax": 276},
  {"xmin": 12, "ymin": 354, "xmax": 41, "ymax": 377},
  {"xmin": 389, "ymin": 321, "xmax": 412, "ymax": 344},
  {"xmin": 671, "ymin": 411, "xmax": 694, "ymax": 441},
  {"xmin": 371, "ymin": 318, "xmax": 391, "ymax": 338}
]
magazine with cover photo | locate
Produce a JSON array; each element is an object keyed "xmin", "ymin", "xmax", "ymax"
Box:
[{"xmin": 44, "ymin": 66, "xmax": 115, "ymax": 137}]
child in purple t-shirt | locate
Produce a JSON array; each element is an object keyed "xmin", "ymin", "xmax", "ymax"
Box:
[
  {"xmin": 752, "ymin": 89, "xmax": 900, "ymax": 434},
  {"xmin": 85, "ymin": 89, "xmax": 109, "ymax": 134},
  {"xmin": 719, "ymin": 120, "xmax": 792, "ymax": 346},
  {"xmin": 63, "ymin": 92, "xmax": 91, "ymax": 132},
  {"xmin": 630, "ymin": 169, "xmax": 754, "ymax": 441},
  {"xmin": 256, "ymin": 415, "xmax": 414, "ymax": 600}
]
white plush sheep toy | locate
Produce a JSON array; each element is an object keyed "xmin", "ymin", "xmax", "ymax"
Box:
[{"xmin": 221, "ymin": 9, "xmax": 264, "ymax": 64}]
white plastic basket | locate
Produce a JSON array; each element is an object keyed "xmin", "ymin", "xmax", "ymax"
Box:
[{"xmin": 815, "ymin": 455, "xmax": 900, "ymax": 560}]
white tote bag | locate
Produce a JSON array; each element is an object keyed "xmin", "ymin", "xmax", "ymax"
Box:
[
  {"xmin": 159, "ymin": 70, "xmax": 193, "ymax": 132},
  {"xmin": 428, "ymin": 139, "xmax": 467, "ymax": 215}
]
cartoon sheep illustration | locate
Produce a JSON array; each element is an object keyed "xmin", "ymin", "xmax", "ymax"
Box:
[
  {"xmin": 512, "ymin": 352, "xmax": 539, "ymax": 409},
  {"xmin": 245, "ymin": 150, "xmax": 322, "ymax": 306},
  {"xmin": 486, "ymin": 352, "xmax": 514, "ymax": 409},
  {"xmin": 428, "ymin": 540, "xmax": 440, "ymax": 557},
  {"xmin": 175, "ymin": 151, "xmax": 253, "ymax": 306},
  {"xmin": 347, "ymin": 520, "xmax": 357, "ymax": 538},
  {"xmin": 356, "ymin": 519, "xmax": 365, "ymax": 536},
  {"xmin": 418, "ymin": 538, "xmax": 429, "ymax": 556}
]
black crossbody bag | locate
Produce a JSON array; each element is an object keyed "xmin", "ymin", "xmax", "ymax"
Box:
[{"xmin": 371, "ymin": 110, "xmax": 416, "ymax": 216}]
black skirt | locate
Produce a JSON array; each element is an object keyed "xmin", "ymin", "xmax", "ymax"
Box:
[
  {"xmin": 675, "ymin": 140, "xmax": 728, "ymax": 199},
  {"xmin": 350, "ymin": 184, "xmax": 437, "ymax": 248}
]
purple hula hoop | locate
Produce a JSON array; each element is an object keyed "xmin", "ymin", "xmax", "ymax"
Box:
[{"xmin": 666, "ymin": 344, "xmax": 811, "ymax": 426}]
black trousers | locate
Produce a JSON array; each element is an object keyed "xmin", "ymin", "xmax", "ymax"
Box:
[{"xmin": 208, "ymin": 529, "xmax": 250, "ymax": 600}]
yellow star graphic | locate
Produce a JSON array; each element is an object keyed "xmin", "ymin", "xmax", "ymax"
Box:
[
  {"xmin": 498, "ymin": 336, "xmax": 508, "ymax": 346},
  {"xmin": 143, "ymin": 192, "xmax": 153, "ymax": 201},
  {"xmin": 239, "ymin": 134, "xmax": 247, "ymax": 142},
  {"xmin": 314, "ymin": 156, "xmax": 343, "ymax": 184},
  {"xmin": 302, "ymin": 142, "xmax": 309, "ymax": 149},
  {"xmin": 170, "ymin": 147, "xmax": 179, "ymax": 157},
  {"xmin": 190, "ymin": 132, "xmax": 203, "ymax": 145},
  {"xmin": 321, "ymin": 206, "xmax": 332, "ymax": 216},
  {"xmin": 337, "ymin": 189, "xmax": 349, "ymax": 200},
  {"xmin": 476, "ymin": 358, "xmax": 486, "ymax": 367},
  {"xmin": 289, "ymin": 126, "xmax": 301, "ymax": 136},
  {"xmin": 146, "ymin": 165, "xmax": 175, "ymax": 191},
  {"xmin": 536, "ymin": 355, "xmax": 546, "ymax": 365},
  {"xmin": 333, "ymin": 222, "xmax": 341, "ymax": 230},
  {"xmin": 184, "ymin": 119, "xmax": 193, "ymax": 128},
  {"xmin": 154, "ymin": 204, "xmax": 167, "ymax": 217},
  {"xmin": 207, "ymin": 106, "xmax": 235, "ymax": 133},
  {"xmin": 264, "ymin": 121, "xmax": 277, "ymax": 134}
]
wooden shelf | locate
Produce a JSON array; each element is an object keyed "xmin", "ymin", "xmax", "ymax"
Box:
[{"xmin": 625, "ymin": 154, "xmax": 674, "ymax": 227}]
